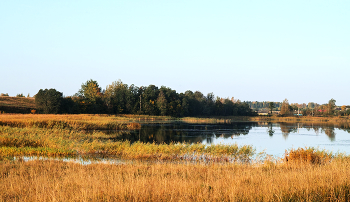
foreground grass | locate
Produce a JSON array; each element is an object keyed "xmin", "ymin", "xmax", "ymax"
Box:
[{"xmin": 1, "ymin": 156, "xmax": 350, "ymax": 201}]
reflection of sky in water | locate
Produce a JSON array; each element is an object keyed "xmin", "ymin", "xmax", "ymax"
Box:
[
  {"xmin": 121, "ymin": 122, "xmax": 350, "ymax": 158},
  {"xmin": 206, "ymin": 126, "xmax": 350, "ymax": 157},
  {"xmin": 17, "ymin": 156, "xmax": 127, "ymax": 165}
]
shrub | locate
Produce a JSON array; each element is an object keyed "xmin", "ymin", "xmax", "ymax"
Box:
[
  {"xmin": 16, "ymin": 93, "xmax": 25, "ymax": 97},
  {"xmin": 284, "ymin": 147, "xmax": 332, "ymax": 164}
]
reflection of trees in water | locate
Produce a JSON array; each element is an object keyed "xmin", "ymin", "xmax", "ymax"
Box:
[
  {"xmin": 212, "ymin": 123, "xmax": 254, "ymax": 139},
  {"xmin": 322, "ymin": 127, "xmax": 336, "ymax": 141},
  {"xmin": 312, "ymin": 125, "xmax": 321, "ymax": 135},
  {"xmin": 103, "ymin": 122, "xmax": 257, "ymax": 144},
  {"xmin": 96, "ymin": 122, "xmax": 342, "ymax": 144},
  {"xmin": 277, "ymin": 122, "xmax": 337, "ymax": 141},
  {"xmin": 279, "ymin": 123, "xmax": 298, "ymax": 139},
  {"xmin": 267, "ymin": 123, "xmax": 274, "ymax": 137}
]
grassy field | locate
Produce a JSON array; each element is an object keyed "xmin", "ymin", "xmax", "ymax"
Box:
[{"xmin": 1, "ymin": 153, "xmax": 350, "ymax": 201}]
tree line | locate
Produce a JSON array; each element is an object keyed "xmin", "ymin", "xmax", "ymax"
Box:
[
  {"xmin": 277, "ymin": 98, "xmax": 350, "ymax": 116},
  {"xmin": 35, "ymin": 80, "xmax": 256, "ymax": 117}
]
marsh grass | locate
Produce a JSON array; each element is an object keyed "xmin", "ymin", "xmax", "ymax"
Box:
[
  {"xmin": 1, "ymin": 157, "xmax": 350, "ymax": 201},
  {"xmin": 0, "ymin": 124, "xmax": 254, "ymax": 161},
  {"xmin": 0, "ymin": 114, "xmax": 141, "ymax": 130},
  {"xmin": 284, "ymin": 147, "xmax": 333, "ymax": 165},
  {"xmin": 2, "ymin": 114, "xmax": 350, "ymax": 201},
  {"xmin": 120, "ymin": 114, "xmax": 174, "ymax": 120},
  {"xmin": 250, "ymin": 116, "xmax": 350, "ymax": 128}
]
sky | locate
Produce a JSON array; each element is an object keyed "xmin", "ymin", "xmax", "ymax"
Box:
[{"xmin": 1, "ymin": 0, "xmax": 349, "ymax": 105}]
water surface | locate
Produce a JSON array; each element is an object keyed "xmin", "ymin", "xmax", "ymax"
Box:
[{"xmin": 110, "ymin": 122, "xmax": 350, "ymax": 157}]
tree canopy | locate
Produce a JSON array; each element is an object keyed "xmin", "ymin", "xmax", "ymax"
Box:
[
  {"xmin": 61, "ymin": 79, "xmax": 256, "ymax": 117},
  {"xmin": 35, "ymin": 89, "xmax": 63, "ymax": 114}
]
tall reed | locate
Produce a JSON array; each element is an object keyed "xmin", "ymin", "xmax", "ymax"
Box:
[
  {"xmin": 0, "ymin": 114, "xmax": 141, "ymax": 130},
  {"xmin": 1, "ymin": 157, "xmax": 350, "ymax": 201}
]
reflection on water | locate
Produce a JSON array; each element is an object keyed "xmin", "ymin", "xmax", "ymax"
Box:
[
  {"xmin": 111, "ymin": 122, "xmax": 258, "ymax": 144},
  {"xmin": 15, "ymin": 156, "xmax": 128, "ymax": 165},
  {"xmin": 267, "ymin": 123, "xmax": 275, "ymax": 137},
  {"xmin": 98, "ymin": 121, "xmax": 350, "ymax": 157}
]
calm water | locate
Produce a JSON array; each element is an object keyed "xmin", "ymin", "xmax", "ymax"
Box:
[{"xmin": 111, "ymin": 121, "xmax": 350, "ymax": 157}]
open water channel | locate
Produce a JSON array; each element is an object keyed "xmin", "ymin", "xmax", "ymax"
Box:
[{"xmin": 114, "ymin": 121, "xmax": 350, "ymax": 157}]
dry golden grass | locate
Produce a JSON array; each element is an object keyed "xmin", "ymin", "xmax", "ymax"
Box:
[
  {"xmin": 284, "ymin": 147, "xmax": 333, "ymax": 165},
  {"xmin": 120, "ymin": 114, "xmax": 174, "ymax": 120},
  {"xmin": 1, "ymin": 158, "xmax": 350, "ymax": 201},
  {"xmin": 250, "ymin": 116, "xmax": 350, "ymax": 128},
  {"xmin": 0, "ymin": 114, "xmax": 141, "ymax": 130},
  {"xmin": 179, "ymin": 116, "xmax": 350, "ymax": 129}
]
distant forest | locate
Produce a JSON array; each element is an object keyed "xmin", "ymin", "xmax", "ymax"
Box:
[{"xmin": 34, "ymin": 80, "xmax": 256, "ymax": 117}]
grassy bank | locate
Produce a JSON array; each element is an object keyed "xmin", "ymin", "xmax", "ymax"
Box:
[
  {"xmin": 0, "ymin": 114, "xmax": 141, "ymax": 130},
  {"xmin": 1, "ymin": 154, "xmax": 350, "ymax": 201},
  {"xmin": 180, "ymin": 115, "xmax": 350, "ymax": 128},
  {"xmin": 250, "ymin": 115, "xmax": 350, "ymax": 123},
  {"xmin": 0, "ymin": 96, "xmax": 35, "ymax": 114}
]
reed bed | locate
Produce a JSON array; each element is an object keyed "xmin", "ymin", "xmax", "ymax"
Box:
[
  {"xmin": 0, "ymin": 125, "xmax": 254, "ymax": 161},
  {"xmin": 180, "ymin": 116, "xmax": 350, "ymax": 129},
  {"xmin": 284, "ymin": 147, "xmax": 334, "ymax": 165},
  {"xmin": 181, "ymin": 117, "xmax": 237, "ymax": 124},
  {"xmin": 1, "ymin": 156, "xmax": 350, "ymax": 201},
  {"xmin": 250, "ymin": 116, "xmax": 350, "ymax": 128},
  {"xmin": 0, "ymin": 114, "xmax": 141, "ymax": 130},
  {"xmin": 119, "ymin": 114, "xmax": 174, "ymax": 120}
]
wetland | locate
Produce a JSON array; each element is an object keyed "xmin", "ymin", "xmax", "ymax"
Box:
[{"xmin": 2, "ymin": 114, "xmax": 350, "ymax": 201}]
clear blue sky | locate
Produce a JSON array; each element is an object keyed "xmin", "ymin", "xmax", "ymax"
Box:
[{"xmin": 1, "ymin": 0, "xmax": 349, "ymax": 105}]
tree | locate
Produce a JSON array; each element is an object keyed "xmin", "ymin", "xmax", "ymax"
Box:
[
  {"xmin": 268, "ymin": 102, "xmax": 275, "ymax": 115},
  {"xmin": 327, "ymin": 98, "xmax": 336, "ymax": 115},
  {"xmin": 341, "ymin": 105, "xmax": 346, "ymax": 111},
  {"xmin": 142, "ymin": 85, "xmax": 159, "ymax": 115},
  {"xmin": 77, "ymin": 79, "xmax": 102, "ymax": 103},
  {"xmin": 105, "ymin": 80, "xmax": 132, "ymax": 114},
  {"xmin": 181, "ymin": 97, "xmax": 189, "ymax": 117},
  {"xmin": 156, "ymin": 90, "xmax": 167, "ymax": 116},
  {"xmin": 35, "ymin": 89, "xmax": 63, "ymax": 114},
  {"xmin": 76, "ymin": 79, "xmax": 105, "ymax": 113},
  {"xmin": 61, "ymin": 97, "xmax": 79, "ymax": 114},
  {"xmin": 280, "ymin": 98, "xmax": 290, "ymax": 116},
  {"xmin": 203, "ymin": 93, "xmax": 215, "ymax": 116}
]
